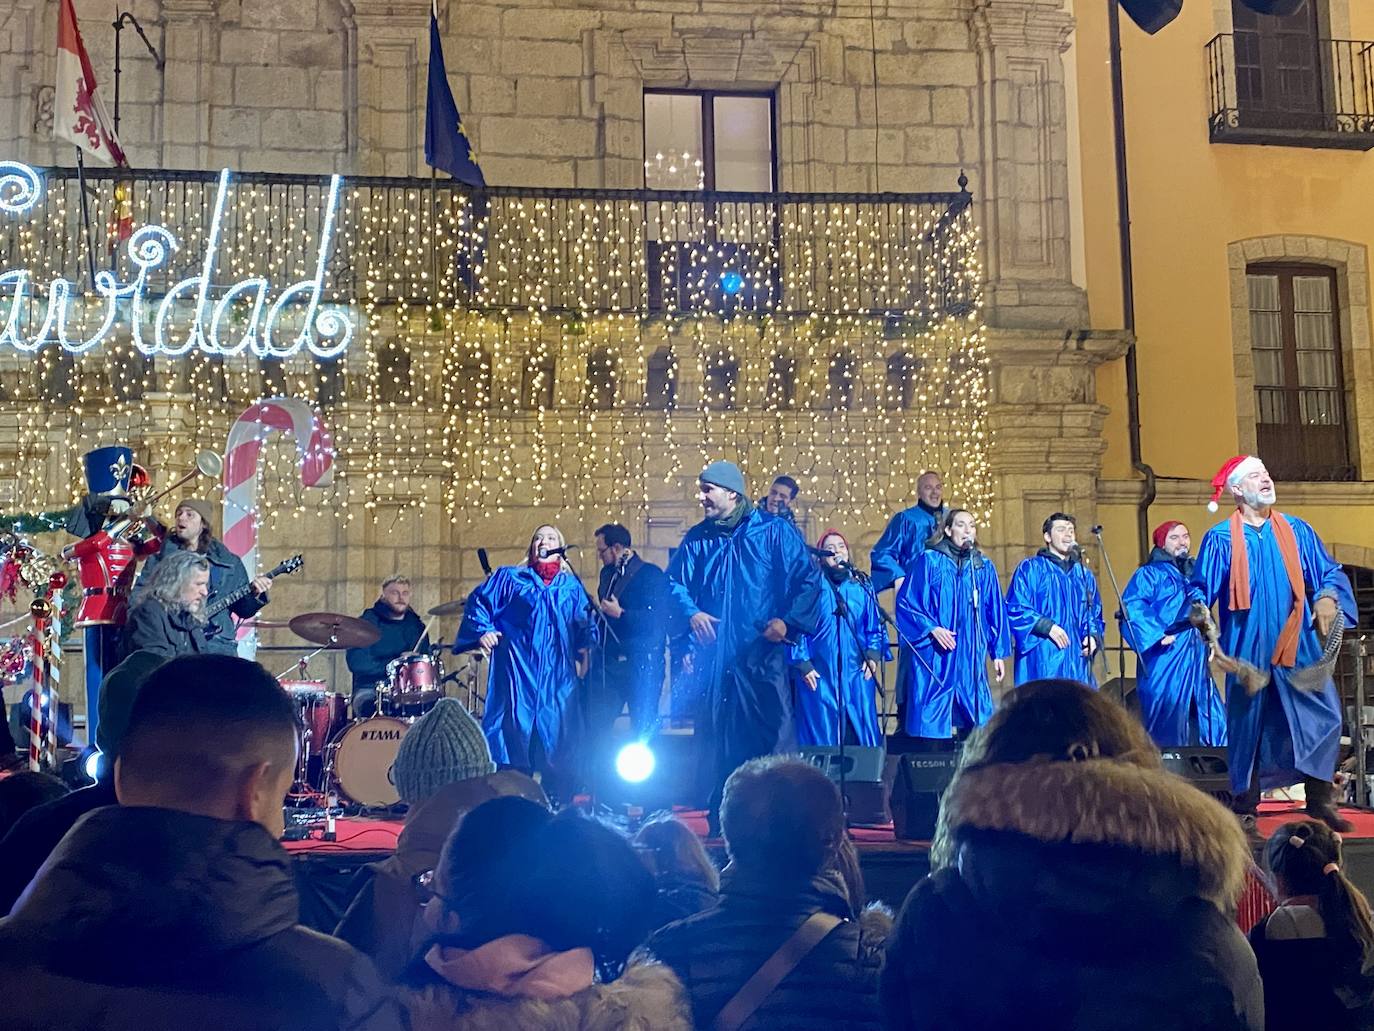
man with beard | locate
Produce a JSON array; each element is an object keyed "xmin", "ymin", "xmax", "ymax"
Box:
[
  {"xmin": 666, "ymin": 461, "xmax": 823, "ymax": 829},
  {"xmin": 1005, "ymin": 513, "xmax": 1105, "ymax": 686},
  {"xmin": 592, "ymin": 523, "xmax": 668, "ymax": 738},
  {"xmin": 896, "ymin": 509, "xmax": 1010, "ymax": 740},
  {"xmin": 346, "ymin": 575, "xmax": 431, "ymax": 718},
  {"xmin": 139, "ymin": 499, "xmax": 271, "ymax": 656},
  {"xmin": 870, "ymin": 471, "xmax": 947, "ymax": 595},
  {"xmin": 1189, "ymin": 456, "xmax": 1357, "ymax": 833},
  {"xmin": 121, "ymin": 551, "xmax": 212, "ymax": 659},
  {"xmin": 1122, "ymin": 520, "xmax": 1225, "ymax": 748},
  {"xmin": 789, "ymin": 529, "xmax": 887, "ymax": 747}
]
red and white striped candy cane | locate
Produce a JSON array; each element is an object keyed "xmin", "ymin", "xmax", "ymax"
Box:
[
  {"xmin": 45, "ymin": 593, "xmax": 62, "ymax": 769},
  {"xmin": 222, "ymin": 398, "xmax": 334, "ymax": 656},
  {"xmin": 27, "ymin": 634, "xmax": 41, "ymax": 772}
]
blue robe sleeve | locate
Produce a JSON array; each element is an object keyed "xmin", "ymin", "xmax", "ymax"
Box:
[
  {"xmin": 869, "ymin": 511, "xmax": 910, "ymax": 594},
  {"xmin": 789, "ymin": 633, "xmax": 814, "ymax": 670},
  {"xmin": 862, "ymin": 588, "xmax": 891, "ymax": 660},
  {"xmin": 1006, "ymin": 558, "xmax": 1053, "ymax": 649},
  {"xmin": 664, "ymin": 540, "xmax": 704, "ymax": 624},
  {"xmin": 981, "ymin": 561, "xmax": 1012, "ymax": 660},
  {"xmin": 895, "ymin": 552, "xmax": 939, "ymax": 645},
  {"xmin": 1085, "ymin": 568, "xmax": 1106, "ymax": 641},
  {"xmin": 1188, "ymin": 527, "xmax": 1230, "ymax": 610},
  {"xmin": 457, "ymin": 567, "xmax": 511, "ymax": 642},
  {"xmin": 1122, "ymin": 565, "xmax": 1170, "ymax": 652},
  {"xmin": 775, "ymin": 524, "xmax": 824, "ymax": 638}
]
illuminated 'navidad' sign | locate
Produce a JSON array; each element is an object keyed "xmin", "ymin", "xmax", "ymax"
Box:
[{"xmin": 0, "ymin": 160, "xmax": 354, "ymax": 360}]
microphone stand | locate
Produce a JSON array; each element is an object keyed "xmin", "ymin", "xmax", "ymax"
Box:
[
  {"xmin": 1091, "ymin": 527, "xmax": 1147, "ymax": 696},
  {"xmin": 559, "ymin": 551, "xmax": 620, "ymax": 804}
]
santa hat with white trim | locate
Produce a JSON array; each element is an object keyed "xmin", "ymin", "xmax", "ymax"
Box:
[{"xmin": 1207, "ymin": 454, "xmax": 1265, "ymax": 512}]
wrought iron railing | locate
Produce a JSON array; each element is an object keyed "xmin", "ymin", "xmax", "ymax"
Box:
[
  {"xmin": 0, "ymin": 164, "xmax": 975, "ymax": 320},
  {"xmin": 1206, "ymin": 33, "xmax": 1374, "ymax": 147}
]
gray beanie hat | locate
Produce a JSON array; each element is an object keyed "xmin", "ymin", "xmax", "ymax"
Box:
[
  {"xmin": 700, "ymin": 460, "xmax": 746, "ymax": 496},
  {"xmin": 392, "ymin": 698, "xmax": 496, "ymax": 805}
]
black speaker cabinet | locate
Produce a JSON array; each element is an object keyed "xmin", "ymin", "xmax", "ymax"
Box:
[
  {"xmin": 1161, "ymin": 746, "xmax": 1233, "ymax": 805},
  {"xmin": 798, "ymin": 745, "xmax": 889, "ymax": 826},
  {"xmin": 888, "ymin": 751, "xmax": 960, "ymax": 842}
]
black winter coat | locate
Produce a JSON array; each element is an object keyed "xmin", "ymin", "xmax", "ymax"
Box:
[
  {"xmin": 1248, "ymin": 911, "xmax": 1374, "ymax": 1030},
  {"xmin": 345, "ymin": 601, "xmax": 431, "ymax": 693},
  {"xmin": 120, "ymin": 597, "xmax": 209, "ymax": 660},
  {"xmin": 881, "ymin": 756, "xmax": 1264, "ymax": 1031},
  {"xmin": 641, "ymin": 867, "xmax": 887, "ymax": 1030},
  {"xmin": 0, "ymin": 780, "xmax": 116, "ymax": 915},
  {"xmin": 140, "ymin": 536, "xmax": 266, "ymax": 654},
  {"xmin": 0, "ymin": 805, "xmax": 406, "ymax": 1031}
]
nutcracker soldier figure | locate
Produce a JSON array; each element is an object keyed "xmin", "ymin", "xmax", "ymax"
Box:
[{"xmin": 62, "ymin": 447, "xmax": 161, "ymax": 741}]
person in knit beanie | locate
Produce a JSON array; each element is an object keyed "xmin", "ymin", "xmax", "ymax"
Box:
[{"xmin": 392, "ymin": 698, "xmax": 497, "ymax": 807}]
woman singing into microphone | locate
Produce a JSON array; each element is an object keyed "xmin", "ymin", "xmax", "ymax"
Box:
[{"xmin": 456, "ymin": 524, "xmax": 595, "ymax": 795}]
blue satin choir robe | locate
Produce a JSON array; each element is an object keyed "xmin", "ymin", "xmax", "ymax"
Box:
[
  {"xmin": 1189, "ymin": 515, "xmax": 1357, "ymax": 795},
  {"xmin": 1121, "ymin": 551, "xmax": 1226, "ymax": 748},
  {"xmin": 789, "ymin": 574, "xmax": 889, "ymax": 747},
  {"xmin": 666, "ymin": 506, "xmax": 823, "ymax": 796},
  {"xmin": 1005, "ymin": 552, "xmax": 1106, "ymax": 687},
  {"xmin": 456, "ymin": 565, "xmax": 595, "ymax": 768},
  {"xmin": 869, "ymin": 501, "xmax": 947, "ymax": 723},
  {"xmin": 895, "ymin": 545, "xmax": 1011, "ymax": 738}
]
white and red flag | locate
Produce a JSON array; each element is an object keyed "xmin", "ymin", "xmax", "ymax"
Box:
[{"xmin": 54, "ymin": 0, "xmax": 126, "ymax": 165}]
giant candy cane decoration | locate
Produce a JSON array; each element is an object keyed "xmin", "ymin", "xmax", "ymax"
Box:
[{"xmin": 222, "ymin": 398, "xmax": 334, "ymax": 656}]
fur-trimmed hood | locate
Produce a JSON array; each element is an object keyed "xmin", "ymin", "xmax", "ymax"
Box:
[
  {"xmin": 933, "ymin": 757, "xmax": 1250, "ymax": 911},
  {"xmin": 405, "ymin": 960, "xmax": 691, "ymax": 1031}
]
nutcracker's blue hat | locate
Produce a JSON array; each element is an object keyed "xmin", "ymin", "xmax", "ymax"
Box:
[{"xmin": 82, "ymin": 446, "xmax": 135, "ymax": 496}]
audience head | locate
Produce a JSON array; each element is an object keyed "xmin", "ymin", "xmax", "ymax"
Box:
[
  {"xmin": 434, "ymin": 805, "xmax": 655, "ymax": 979},
  {"xmin": 0, "ymin": 771, "xmax": 68, "ymax": 838},
  {"xmin": 1266, "ymin": 819, "xmax": 1374, "ymax": 971},
  {"xmin": 721, "ymin": 755, "xmax": 845, "ymax": 883},
  {"xmin": 633, "ymin": 811, "xmax": 720, "ymax": 893},
  {"xmin": 94, "ymin": 649, "xmax": 169, "ymax": 773},
  {"xmin": 960, "ymin": 678, "xmax": 1159, "ymax": 773},
  {"xmin": 391, "ymin": 698, "xmax": 495, "ymax": 807},
  {"xmin": 115, "ymin": 655, "xmax": 298, "ymax": 838}
]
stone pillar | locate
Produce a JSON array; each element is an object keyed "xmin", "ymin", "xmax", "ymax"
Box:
[
  {"xmin": 159, "ymin": 0, "xmax": 219, "ymax": 169},
  {"xmin": 969, "ymin": 0, "xmax": 1088, "ymax": 330},
  {"xmin": 984, "ymin": 328, "xmax": 1130, "ymax": 570},
  {"xmin": 351, "ymin": 0, "xmax": 428, "ymax": 177}
]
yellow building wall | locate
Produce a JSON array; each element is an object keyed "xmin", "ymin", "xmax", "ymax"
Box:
[{"xmin": 1074, "ymin": 0, "xmax": 1374, "ymax": 566}]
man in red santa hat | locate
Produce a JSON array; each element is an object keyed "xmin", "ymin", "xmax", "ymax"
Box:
[{"xmin": 1189, "ymin": 455, "xmax": 1357, "ymax": 834}]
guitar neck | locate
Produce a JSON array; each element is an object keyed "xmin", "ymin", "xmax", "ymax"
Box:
[{"xmin": 205, "ymin": 581, "xmax": 259, "ymax": 620}]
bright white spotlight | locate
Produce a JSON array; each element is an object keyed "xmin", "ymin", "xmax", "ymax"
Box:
[
  {"xmin": 615, "ymin": 742, "xmax": 655, "ymax": 784},
  {"xmin": 82, "ymin": 749, "xmax": 102, "ymax": 781}
]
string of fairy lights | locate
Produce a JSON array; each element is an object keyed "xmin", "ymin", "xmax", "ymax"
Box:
[{"xmin": 0, "ymin": 165, "xmax": 991, "ymax": 530}]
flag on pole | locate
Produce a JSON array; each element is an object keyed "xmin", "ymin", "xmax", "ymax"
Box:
[
  {"xmin": 424, "ymin": 0, "xmax": 484, "ymax": 186},
  {"xmin": 55, "ymin": 0, "xmax": 127, "ymax": 166}
]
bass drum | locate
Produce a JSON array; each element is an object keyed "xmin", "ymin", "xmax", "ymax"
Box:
[{"xmin": 330, "ymin": 716, "xmax": 410, "ymax": 807}]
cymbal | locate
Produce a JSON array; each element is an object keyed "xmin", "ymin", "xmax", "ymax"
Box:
[
  {"xmin": 288, "ymin": 612, "xmax": 381, "ymax": 649},
  {"xmin": 427, "ymin": 597, "xmax": 466, "ymax": 617}
]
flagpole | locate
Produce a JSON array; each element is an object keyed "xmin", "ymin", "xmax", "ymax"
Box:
[{"xmin": 73, "ymin": 148, "xmax": 99, "ymax": 289}]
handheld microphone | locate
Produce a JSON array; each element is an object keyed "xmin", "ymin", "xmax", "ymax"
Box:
[
  {"xmin": 808, "ymin": 546, "xmax": 837, "ymax": 558},
  {"xmin": 1090, "ymin": 525, "xmax": 1104, "ymax": 535},
  {"xmin": 538, "ymin": 544, "xmax": 576, "ymax": 559},
  {"xmin": 477, "ymin": 547, "xmax": 492, "ymax": 576}
]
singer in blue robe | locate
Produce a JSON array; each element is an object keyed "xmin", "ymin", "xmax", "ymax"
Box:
[
  {"xmin": 1122, "ymin": 548, "xmax": 1226, "ymax": 748},
  {"xmin": 1006, "ymin": 546, "xmax": 1105, "ymax": 686},
  {"xmin": 1189, "ymin": 513, "xmax": 1356, "ymax": 801},
  {"xmin": 456, "ymin": 527, "xmax": 594, "ymax": 777},
  {"xmin": 789, "ymin": 535, "xmax": 888, "ymax": 747},
  {"xmin": 666, "ymin": 463, "xmax": 824, "ymax": 818},
  {"xmin": 870, "ymin": 501, "xmax": 947, "ymax": 594},
  {"xmin": 896, "ymin": 529, "xmax": 1011, "ymax": 738}
]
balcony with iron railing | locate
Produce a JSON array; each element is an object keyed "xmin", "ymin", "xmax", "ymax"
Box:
[{"xmin": 1206, "ymin": 33, "xmax": 1374, "ymax": 149}]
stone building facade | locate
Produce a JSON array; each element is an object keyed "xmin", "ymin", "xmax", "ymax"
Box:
[{"xmin": 0, "ymin": 0, "xmax": 1120, "ymax": 708}]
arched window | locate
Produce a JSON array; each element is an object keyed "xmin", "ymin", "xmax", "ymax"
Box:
[
  {"xmin": 764, "ymin": 353, "xmax": 797, "ymax": 410},
  {"xmin": 704, "ymin": 351, "xmax": 739, "ymax": 410},
  {"xmin": 584, "ymin": 347, "xmax": 618, "ymax": 410},
  {"xmin": 520, "ymin": 352, "xmax": 557, "ymax": 410},
  {"xmin": 377, "ymin": 344, "xmax": 412, "ymax": 404},
  {"xmin": 885, "ymin": 351, "xmax": 921, "ymax": 410},
  {"xmin": 645, "ymin": 346, "xmax": 677, "ymax": 410},
  {"xmin": 827, "ymin": 349, "xmax": 856, "ymax": 410}
]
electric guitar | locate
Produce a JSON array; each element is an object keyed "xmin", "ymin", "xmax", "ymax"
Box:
[{"xmin": 204, "ymin": 554, "xmax": 304, "ymax": 628}]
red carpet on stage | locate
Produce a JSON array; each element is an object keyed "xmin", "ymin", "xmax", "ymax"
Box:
[{"xmin": 1257, "ymin": 801, "xmax": 1374, "ymax": 838}]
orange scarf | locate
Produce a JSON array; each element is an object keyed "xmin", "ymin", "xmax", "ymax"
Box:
[{"xmin": 1228, "ymin": 510, "xmax": 1305, "ymax": 668}]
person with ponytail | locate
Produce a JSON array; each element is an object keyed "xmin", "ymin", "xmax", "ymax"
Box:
[{"xmin": 1250, "ymin": 819, "xmax": 1374, "ymax": 1029}]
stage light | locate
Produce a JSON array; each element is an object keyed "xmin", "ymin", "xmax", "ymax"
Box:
[
  {"xmin": 718, "ymin": 270, "xmax": 745, "ymax": 295},
  {"xmin": 82, "ymin": 747, "xmax": 102, "ymax": 780},
  {"xmin": 615, "ymin": 741, "xmax": 655, "ymax": 784}
]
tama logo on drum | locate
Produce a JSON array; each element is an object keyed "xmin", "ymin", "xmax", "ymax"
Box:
[{"xmin": 359, "ymin": 728, "xmax": 405, "ymax": 741}]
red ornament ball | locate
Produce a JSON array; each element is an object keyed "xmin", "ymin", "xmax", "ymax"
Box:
[
  {"xmin": 48, "ymin": 571, "xmax": 67, "ymax": 590},
  {"xmin": 29, "ymin": 596, "xmax": 53, "ymax": 620}
]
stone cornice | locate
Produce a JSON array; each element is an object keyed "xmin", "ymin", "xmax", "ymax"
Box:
[
  {"xmin": 969, "ymin": 0, "xmax": 1075, "ymax": 53},
  {"xmin": 985, "ymin": 328, "xmax": 1133, "ymax": 367},
  {"xmin": 1098, "ymin": 477, "xmax": 1374, "ymax": 507}
]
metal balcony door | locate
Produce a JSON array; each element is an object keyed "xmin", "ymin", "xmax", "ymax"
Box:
[{"xmin": 1232, "ymin": 0, "xmax": 1325, "ymax": 129}]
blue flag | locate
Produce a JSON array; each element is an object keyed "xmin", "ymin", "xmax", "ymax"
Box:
[{"xmin": 425, "ymin": 2, "xmax": 484, "ymax": 186}]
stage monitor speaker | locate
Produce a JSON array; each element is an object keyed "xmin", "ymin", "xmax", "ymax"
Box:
[
  {"xmin": 1119, "ymin": 0, "xmax": 1183, "ymax": 34},
  {"xmin": 798, "ymin": 746, "xmax": 889, "ymax": 827},
  {"xmin": 1161, "ymin": 746, "xmax": 1233, "ymax": 805},
  {"xmin": 888, "ymin": 751, "xmax": 960, "ymax": 842}
]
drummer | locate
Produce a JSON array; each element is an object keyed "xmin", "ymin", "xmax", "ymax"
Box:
[{"xmin": 344, "ymin": 575, "xmax": 431, "ymax": 717}]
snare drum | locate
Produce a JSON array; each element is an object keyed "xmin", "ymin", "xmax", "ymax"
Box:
[
  {"xmin": 281, "ymin": 680, "xmax": 347, "ymax": 759},
  {"xmin": 329, "ymin": 716, "xmax": 410, "ymax": 807},
  {"xmin": 382, "ymin": 652, "xmax": 442, "ymax": 716}
]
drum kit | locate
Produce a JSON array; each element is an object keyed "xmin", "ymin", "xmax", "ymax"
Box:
[{"xmin": 280, "ymin": 597, "xmax": 477, "ymax": 810}]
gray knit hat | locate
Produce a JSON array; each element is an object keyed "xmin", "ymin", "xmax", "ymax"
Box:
[
  {"xmin": 700, "ymin": 460, "xmax": 746, "ymax": 496},
  {"xmin": 392, "ymin": 698, "xmax": 496, "ymax": 806}
]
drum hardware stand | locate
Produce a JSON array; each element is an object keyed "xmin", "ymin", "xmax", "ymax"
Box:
[{"xmin": 276, "ymin": 645, "xmax": 330, "ymax": 682}]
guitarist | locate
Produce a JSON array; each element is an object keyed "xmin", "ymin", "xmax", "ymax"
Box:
[{"xmin": 138, "ymin": 498, "xmax": 271, "ymax": 656}]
